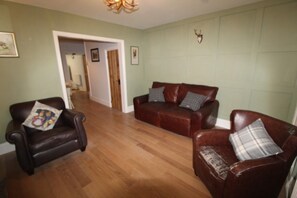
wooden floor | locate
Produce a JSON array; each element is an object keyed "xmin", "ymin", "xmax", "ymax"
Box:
[{"xmin": 3, "ymin": 91, "xmax": 211, "ymax": 198}]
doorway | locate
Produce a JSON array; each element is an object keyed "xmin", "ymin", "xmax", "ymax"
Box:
[
  {"xmin": 66, "ymin": 54, "xmax": 89, "ymax": 92},
  {"xmin": 52, "ymin": 31, "xmax": 128, "ymax": 113},
  {"xmin": 107, "ymin": 49, "xmax": 122, "ymax": 111}
]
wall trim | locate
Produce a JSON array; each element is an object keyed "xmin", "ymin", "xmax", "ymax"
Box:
[
  {"xmin": 215, "ymin": 118, "xmax": 231, "ymax": 129},
  {"xmin": 90, "ymin": 95, "xmax": 112, "ymax": 107},
  {"xmin": 0, "ymin": 142, "xmax": 15, "ymax": 155},
  {"xmin": 126, "ymin": 105, "xmax": 134, "ymax": 113}
]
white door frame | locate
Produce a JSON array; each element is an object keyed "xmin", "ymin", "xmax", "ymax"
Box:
[{"xmin": 52, "ymin": 31, "xmax": 129, "ymax": 113}]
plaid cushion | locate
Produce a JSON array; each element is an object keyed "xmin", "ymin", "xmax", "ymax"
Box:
[
  {"xmin": 179, "ymin": 91, "xmax": 206, "ymax": 111},
  {"xmin": 148, "ymin": 87, "xmax": 165, "ymax": 102},
  {"xmin": 229, "ymin": 119, "xmax": 283, "ymax": 161}
]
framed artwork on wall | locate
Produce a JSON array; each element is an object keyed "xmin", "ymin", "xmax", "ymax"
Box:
[
  {"xmin": 0, "ymin": 32, "xmax": 19, "ymax": 57},
  {"xmin": 130, "ymin": 46, "xmax": 139, "ymax": 65},
  {"xmin": 91, "ymin": 48, "xmax": 100, "ymax": 62}
]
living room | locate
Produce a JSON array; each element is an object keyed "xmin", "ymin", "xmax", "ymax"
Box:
[{"xmin": 0, "ymin": 0, "xmax": 297, "ymax": 197}]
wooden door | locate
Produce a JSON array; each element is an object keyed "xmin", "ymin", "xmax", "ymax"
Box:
[{"xmin": 107, "ymin": 50, "xmax": 122, "ymax": 111}]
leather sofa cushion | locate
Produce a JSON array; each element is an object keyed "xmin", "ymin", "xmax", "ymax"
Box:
[
  {"xmin": 159, "ymin": 106, "xmax": 193, "ymax": 136},
  {"xmin": 178, "ymin": 83, "xmax": 218, "ymax": 104},
  {"xmin": 136, "ymin": 102, "xmax": 174, "ymax": 126},
  {"xmin": 152, "ymin": 82, "xmax": 180, "ymax": 103},
  {"xmin": 29, "ymin": 126, "xmax": 77, "ymax": 155}
]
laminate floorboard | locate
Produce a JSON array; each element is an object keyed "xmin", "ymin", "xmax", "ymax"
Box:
[{"xmin": 3, "ymin": 91, "xmax": 211, "ymax": 198}]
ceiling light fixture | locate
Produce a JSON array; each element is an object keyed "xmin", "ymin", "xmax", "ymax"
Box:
[{"xmin": 105, "ymin": 0, "xmax": 138, "ymax": 13}]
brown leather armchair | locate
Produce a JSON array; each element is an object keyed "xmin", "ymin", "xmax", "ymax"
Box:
[
  {"xmin": 6, "ymin": 97, "xmax": 87, "ymax": 175},
  {"xmin": 193, "ymin": 110, "xmax": 297, "ymax": 198}
]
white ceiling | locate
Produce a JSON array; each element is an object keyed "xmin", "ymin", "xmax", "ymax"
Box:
[{"xmin": 6, "ymin": 0, "xmax": 264, "ymax": 29}]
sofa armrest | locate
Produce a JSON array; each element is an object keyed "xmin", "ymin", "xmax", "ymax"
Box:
[
  {"xmin": 6, "ymin": 120, "xmax": 34, "ymax": 174},
  {"xmin": 133, "ymin": 94, "xmax": 149, "ymax": 119},
  {"xmin": 224, "ymin": 157, "xmax": 285, "ymax": 197},
  {"xmin": 190, "ymin": 100, "xmax": 219, "ymax": 135},
  {"xmin": 133, "ymin": 94, "xmax": 149, "ymax": 106}
]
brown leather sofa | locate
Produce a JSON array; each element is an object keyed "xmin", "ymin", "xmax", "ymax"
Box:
[
  {"xmin": 6, "ymin": 97, "xmax": 87, "ymax": 175},
  {"xmin": 193, "ymin": 110, "xmax": 297, "ymax": 198},
  {"xmin": 133, "ymin": 82, "xmax": 219, "ymax": 137}
]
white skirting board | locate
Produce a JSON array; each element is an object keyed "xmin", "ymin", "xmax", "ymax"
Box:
[
  {"xmin": 216, "ymin": 118, "xmax": 231, "ymax": 129},
  {"xmin": 0, "ymin": 142, "xmax": 15, "ymax": 155},
  {"xmin": 126, "ymin": 105, "xmax": 134, "ymax": 113},
  {"xmin": 90, "ymin": 96, "xmax": 112, "ymax": 108}
]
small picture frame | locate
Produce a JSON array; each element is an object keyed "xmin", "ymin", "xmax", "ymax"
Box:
[
  {"xmin": 0, "ymin": 32, "xmax": 19, "ymax": 57},
  {"xmin": 91, "ymin": 48, "xmax": 100, "ymax": 62},
  {"xmin": 130, "ymin": 46, "xmax": 139, "ymax": 65}
]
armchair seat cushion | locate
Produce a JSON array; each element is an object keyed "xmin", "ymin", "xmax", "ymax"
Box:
[{"xmin": 29, "ymin": 126, "xmax": 77, "ymax": 155}]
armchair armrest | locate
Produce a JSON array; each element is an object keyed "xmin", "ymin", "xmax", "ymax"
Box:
[
  {"xmin": 225, "ymin": 157, "xmax": 285, "ymax": 197},
  {"xmin": 6, "ymin": 120, "xmax": 34, "ymax": 174},
  {"xmin": 62, "ymin": 109, "xmax": 86, "ymax": 127},
  {"xmin": 6, "ymin": 120, "xmax": 29, "ymax": 146},
  {"xmin": 62, "ymin": 109, "xmax": 87, "ymax": 147},
  {"xmin": 229, "ymin": 157, "xmax": 283, "ymax": 176}
]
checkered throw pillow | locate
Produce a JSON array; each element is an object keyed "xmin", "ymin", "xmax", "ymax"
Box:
[
  {"xmin": 229, "ymin": 119, "xmax": 283, "ymax": 161},
  {"xmin": 179, "ymin": 92, "xmax": 206, "ymax": 111},
  {"xmin": 148, "ymin": 87, "xmax": 165, "ymax": 102}
]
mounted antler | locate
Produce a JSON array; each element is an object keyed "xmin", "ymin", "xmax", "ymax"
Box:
[{"xmin": 194, "ymin": 29, "xmax": 203, "ymax": 44}]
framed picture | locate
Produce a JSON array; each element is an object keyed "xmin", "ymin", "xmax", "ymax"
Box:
[
  {"xmin": 0, "ymin": 32, "xmax": 19, "ymax": 57},
  {"xmin": 91, "ymin": 48, "xmax": 99, "ymax": 62},
  {"xmin": 130, "ymin": 46, "xmax": 139, "ymax": 65}
]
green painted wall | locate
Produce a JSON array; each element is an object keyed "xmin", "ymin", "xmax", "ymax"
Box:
[
  {"xmin": 143, "ymin": 0, "xmax": 297, "ymax": 122},
  {"xmin": 0, "ymin": 1, "xmax": 144, "ymax": 143}
]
